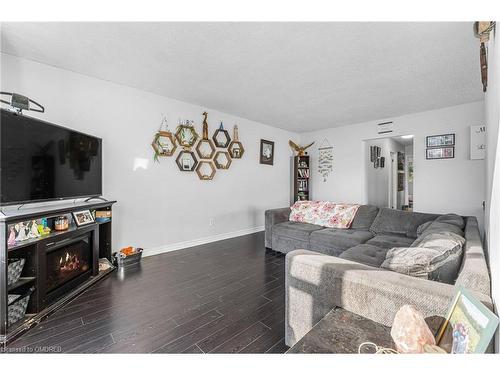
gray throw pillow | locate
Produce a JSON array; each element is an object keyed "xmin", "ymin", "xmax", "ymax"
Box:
[
  {"xmin": 434, "ymin": 214, "xmax": 464, "ymax": 229},
  {"xmin": 416, "ymin": 221, "xmax": 432, "ymax": 237},
  {"xmin": 381, "ymin": 231, "xmax": 465, "ymax": 282}
]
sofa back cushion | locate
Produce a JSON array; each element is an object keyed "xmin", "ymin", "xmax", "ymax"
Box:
[
  {"xmin": 289, "ymin": 201, "xmax": 360, "ymax": 229},
  {"xmin": 350, "ymin": 205, "xmax": 379, "ymax": 230},
  {"xmin": 370, "ymin": 208, "xmax": 439, "ymax": 238}
]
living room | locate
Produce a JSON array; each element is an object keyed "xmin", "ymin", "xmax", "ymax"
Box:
[{"xmin": 1, "ymin": 1, "xmax": 500, "ymax": 373}]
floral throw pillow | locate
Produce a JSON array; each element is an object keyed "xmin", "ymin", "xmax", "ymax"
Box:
[{"xmin": 289, "ymin": 201, "xmax": 360, "ymax": 229}]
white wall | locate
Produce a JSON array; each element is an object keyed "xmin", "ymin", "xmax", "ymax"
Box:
[
  {"xmin": 301, "ymin": 101, "xmax": 486, "ymax": 229},
  {"xmin": 484, "ymin": 27, "xmax": 500, "ymax": 350},
  {"xmin": 0, "ymin": 53, "xmax": 298, "ymax": 254},
  {"xmin": 364, "ymin": 137, "xmax": 404, "ymax": 208}
]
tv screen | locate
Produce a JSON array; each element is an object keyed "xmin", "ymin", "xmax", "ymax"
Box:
[{"xmin": 1, "ymin": 109, "xmax": 102, "ymax": 205}]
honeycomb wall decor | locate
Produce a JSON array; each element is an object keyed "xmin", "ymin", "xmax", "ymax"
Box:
[
  {"xmin": 176, "ymin": 150, "xmax": 198, "ymax": 172},
  {"xmin": 213, "ymin": 122, "xmax": 231, "ymax": 148},
  {"xmin": 152, "ymin": 131, "xmax": 177, "ymax": 158},
  {"xmin": 175, "ymin": 120, "xmax": 199, "ymax": 148},
  {"xmin": 153, "ymin": 112, "xmax": 244, "ymax": 180},
  {"xmin": 196, "ymin": 111, "xmax": 216, "ymax": 159},
  {"xmin": 228, "ymin": 125, "xmax": 244, "ymax": 159},
  {"xmin": 214, "ymin": 151, "xmax": 232, "ymax": 169},
  {"xmin": 196, "ymin": 160, "xmax": 217, "ymax": 180},
  {"xmin": 151, "ymin": 114, "xmax": 177, "ymax": 162}
]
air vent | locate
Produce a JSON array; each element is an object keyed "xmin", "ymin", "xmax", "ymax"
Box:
[{"xmin": 377, "ymin": 121, "xmax": 394, "ymax": 135}]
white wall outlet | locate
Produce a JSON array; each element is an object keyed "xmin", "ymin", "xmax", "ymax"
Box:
[{"xmin": 209, "ymin": 218, "xmax": 215, "ymax": 226}]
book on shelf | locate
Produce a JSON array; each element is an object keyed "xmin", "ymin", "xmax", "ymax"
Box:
[{"xmin": 297, "ymin": 169, "xmax": 309, "ymax": 178}]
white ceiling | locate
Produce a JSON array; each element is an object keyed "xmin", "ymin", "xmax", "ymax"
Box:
[{"xmin": 0, "ymin": 22, "xmax": 483, "ymax": 132}]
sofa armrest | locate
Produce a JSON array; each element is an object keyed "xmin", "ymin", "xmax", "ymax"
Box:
[
  {"xmin": 285, "ymin": 249, "xmax": 492, "ymax": 347},
  {"xmin": 265, "ymin": 207, "xmax": 291, "ymax": 248}
]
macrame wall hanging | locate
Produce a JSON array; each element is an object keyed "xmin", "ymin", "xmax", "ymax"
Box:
[{"xmin": 317, "ymin": 139, "xmax": 333, "ymax": 182}]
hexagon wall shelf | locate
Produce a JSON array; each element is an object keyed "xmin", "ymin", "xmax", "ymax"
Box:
[
  {"xmin": 175, "ymin": 124, "xmax": 199, "ymax": 148},
  {"xmin": 152, "ymin": 131, "xmax": 177, "ymax": 157},
  {"xmin": 214, "ymin": 151, "xmax": 232, "ymax": 169},
  {"xmin": 213, "ymin": 128, "xmax": 231, "ymax": 148},
  {"xmin": 228, "ymin": 141, "xmax": 244, "ymax": 159},
  {"xmin": 196, "ymin": 160, "xmax": 216, "ymax": 180},
  {"xmin": 196, "ymin": 138, "xmax": 216, "ymax": 160},
  {"xmin": 176, "ymin": 150, "xmax": 198, "ymax": 172}
]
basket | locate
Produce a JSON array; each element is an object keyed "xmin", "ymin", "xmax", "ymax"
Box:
[
  {"xmin": 8, "ymin": 258, "xmax": 25, "ymax": 286},
  {"xmin": 8, "ymin": 287, "xmax": 34, "ymax": 327},
  {"xmin": 113, "ymin": 248, "xmax": 143, "ymax": 268}
]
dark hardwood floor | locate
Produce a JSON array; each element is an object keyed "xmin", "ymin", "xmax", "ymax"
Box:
[{"xmin": 7, "ymin": 232, "xmax": 287, "ymax": 353}]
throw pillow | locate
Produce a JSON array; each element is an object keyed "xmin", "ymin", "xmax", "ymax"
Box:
[
  {"xmin": 381, "ymin": 231, "xmax": 465, "ymax": 282},
  {"xmin": 416, "ymin": 221, "xmax": 432, "ymax": 237}
]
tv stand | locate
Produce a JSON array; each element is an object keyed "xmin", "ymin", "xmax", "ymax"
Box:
[{"xmin": 0, "ymin": 199, "xmax": 117, "ymax": 345}]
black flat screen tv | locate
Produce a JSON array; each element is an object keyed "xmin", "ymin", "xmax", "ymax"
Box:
[{"xmin": 1, "ymin": 109, "xmax": 102, "ymax": 205}]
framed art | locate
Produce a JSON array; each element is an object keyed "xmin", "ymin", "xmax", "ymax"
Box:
[
  {"xmin": 260, "ymin": 139, "xmax": 274, "ymax": 165},
  {"xmin": 426, "ymin": 146, "xmax": 454, "ymax": 160},
  {"xmin": 72, "ymin": 209, "xmax": 95, "ymax": 227},
  {"xmin": 436, "ymin": 287, "xmax": 499, "ymax": 354},
  {"xmin": 426, "ymin": 133, "xmax": 455, "ymax": 148}
]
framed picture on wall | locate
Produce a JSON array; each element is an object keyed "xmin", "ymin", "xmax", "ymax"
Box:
[
  {"xmin": 426, "ymin": 146, "xmax": 455, "ymax": 160},
  {"xmin": 260, "ymin": 139, "xmax": 274, "ymax": 165},
  {"xmin": 426, "ymin": 133, "xmax": 455, "ymax": 148}
]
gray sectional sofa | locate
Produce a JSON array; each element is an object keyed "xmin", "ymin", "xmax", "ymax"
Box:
[{"xmin": 264, "ymin": 205, "xmax": 492, "ymax": 347}]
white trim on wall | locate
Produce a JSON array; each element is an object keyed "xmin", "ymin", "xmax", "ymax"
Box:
[{"xmin": 142, "ymin": 226, "xmax": 265, "ymax": 258}]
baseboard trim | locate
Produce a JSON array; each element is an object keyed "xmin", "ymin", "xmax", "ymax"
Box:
[{"xmin": 142, "ymin": 226, "xmax": 265, "ymax": 258}]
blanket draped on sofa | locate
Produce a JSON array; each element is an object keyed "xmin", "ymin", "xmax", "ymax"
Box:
[{"xmin": 289, "ymin": 201, "xmax": 360, "ymax": 229}]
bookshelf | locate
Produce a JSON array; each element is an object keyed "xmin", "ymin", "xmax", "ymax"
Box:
[{"xmin": 293, "ymin": 155, "xmax": 311, "ymax": 202}]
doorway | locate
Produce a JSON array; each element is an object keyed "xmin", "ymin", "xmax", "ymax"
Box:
[{"xmin": 364, "ymin": 135, "xmax": 414, "ymax": 211}]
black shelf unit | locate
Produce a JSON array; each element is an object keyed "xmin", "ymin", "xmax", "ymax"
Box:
[
  {"xmin": 0, "ymin": 200, "xmax": 116, "ymax": 345},
  {"xmin": 293, "ymin": 155, "xmax": 311, "ymax": 202}
]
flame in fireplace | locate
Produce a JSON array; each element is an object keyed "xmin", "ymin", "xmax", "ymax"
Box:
[{"xmin": 59, "ymin": 251, "xmax": 81, "ymax": 272}]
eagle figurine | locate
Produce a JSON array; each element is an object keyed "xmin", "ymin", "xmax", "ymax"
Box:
[{"xmin": 289, "ymin": 140, "xmax": 315, "ymax": 156}]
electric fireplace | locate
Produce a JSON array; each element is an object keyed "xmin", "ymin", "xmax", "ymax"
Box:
[{"xmin": 46, "ymin": 234, "xmax": 92, "ymax": 293}]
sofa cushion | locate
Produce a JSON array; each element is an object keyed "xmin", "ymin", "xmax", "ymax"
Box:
[
  {"xmin": 370, "ymin": 208, "xmax": 439, "ymax": 238},
  {"xmin": 416, "ymin": 214, "xmax": 465, "ymax": 240},
  {"xmin": 421, "ymin": 221, "xmax": 465, "ymax": 237},
  {"xmin": 339, "ymin": 244, "xmax": 389, "ymax": 267},
  {"xmin": 272, "ymin": 221, "xmax": 323, "ymax": 241},
  {"xmin": 434, "ymin": 214, "xmax": 465, "ymax": 229},
  {"xmin": 366, "ymin": 234, "xmax": 414, "ymax": 249},
  {"xmin": 350, "ymin": 205, "xmax": 379, "ymax": 230},
  {"xmin": 309, "ymin": 228, "xmax": 373, "ymax": 253},
  {"xmin": 382, "ymin": 231, "xmax": 465, "ymax": 283}
]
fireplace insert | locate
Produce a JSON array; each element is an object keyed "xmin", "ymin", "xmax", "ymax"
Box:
[{"xmin": 46, "ymin": 234, "xmax": 92, "ymax": 293}]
